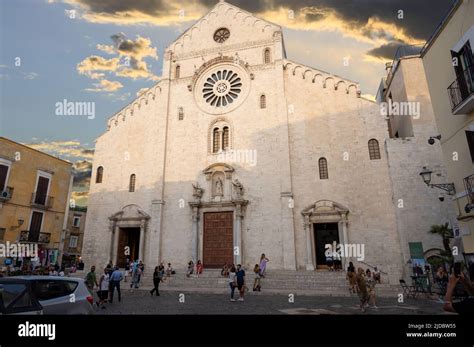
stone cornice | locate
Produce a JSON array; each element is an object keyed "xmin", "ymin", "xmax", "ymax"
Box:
[{"xmin": 172, "ymin": 38, "xmax": 276, "ymax": 61}]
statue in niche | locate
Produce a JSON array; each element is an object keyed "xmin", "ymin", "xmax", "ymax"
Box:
[
  {"xmin": 215, "ymin": 177, "xmax": 223, "ymax": 196},
  {"xmin": 232, "ymin": 179, "xmax": 244, "ymax": 198},
  {"xmin": 192, "ymin": 183, "xmax": 204, "ymax": 201}
]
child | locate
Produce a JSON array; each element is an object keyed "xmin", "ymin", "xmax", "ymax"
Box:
[
  {"xmin": 186, "ymin": 261, "xmax": 194, "ymax": 278},
  {"xmin": 166, "ymin": 263, "xmax": 174, "ymax": 278},
  {"xmin": 253, "ymin": 264, "xmax": 261, "ymax": 291},
  {"xmin": 196, "ymin": 260, "xmax": 203, "ymax": 278}
]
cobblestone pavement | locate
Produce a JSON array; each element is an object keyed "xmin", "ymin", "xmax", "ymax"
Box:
[{"xmin": 94, "ymin": 289, "xmax": 451, "ymax": 315}]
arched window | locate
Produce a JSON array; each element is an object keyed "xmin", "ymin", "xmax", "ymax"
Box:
[
  {"xmin": 222, "ymin": 127, "xmax": 230, "ymax": 150},
  {"xmin": 129, "ymin": 174, "xmax": 136, "ymax": 192},
  {"xmin": 260, "ymin": 94, "xmax": 266, "ymax": 109},
  {"xmin": 319, "ymin": 158, "xmax": 328, "ymax": 179},
  {"xmin": 212, "ymin": 128, "xmax": 220, "ymax": 153},
  {"xmin": 264, "ymin": 48, "xmax": 271, "ymax": 64},
  {"xmin": 368, "ymin": 139, "xmax": 381, "ymax": 160},
  {"xmin": 175, "ymin": 65, "xmax": 180, "ymax": 79},
  {"xmin": 96, "ymin": 166, "xmax": 103, "ymax": 184}
]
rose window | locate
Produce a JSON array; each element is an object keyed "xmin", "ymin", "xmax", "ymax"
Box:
[
  {"xmin": 202, "ymin": 70, "xmax": 242, "ymax": 107},
  {"xmin": 213, "ymin": 28, "xmax": 230, "ymax": 43}
]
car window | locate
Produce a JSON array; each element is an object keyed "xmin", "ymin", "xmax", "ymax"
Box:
[
  {"xmin": 32, "ymin": 280, "xmax": 77, "ymax": 300},
  {"xmin": 0, "ymin": 283, "xmax": 27, "ymax": 307},
  {"xmin": 10, "ymin": 289, "xmax": 33, "ymax": 309},
  {"xmin": 63, "ymin": 281, "xmax": 78, "ymax": 293}
]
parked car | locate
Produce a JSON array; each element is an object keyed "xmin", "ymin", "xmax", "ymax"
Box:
[
  {"xmin": 7, "ymin": 276, "xmax": 94, "ymax": 314},
  {"xmin": 0, "ymin": 278, "xmax": 43, "ymax": 314}
]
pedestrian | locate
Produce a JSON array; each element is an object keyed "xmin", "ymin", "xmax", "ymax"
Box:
[
  {"xmin": 105, "ymin": 261, "xmax": 114, "ymax": 275},
  {"xmin": 228, "ymin": 265, "xmax": 237, "ymax": 301},
  {"xmin": 259, "ymin": 254, "xmax": 269, "ymax": 278},
  {"xmin": 236, "ymin": 264, "xmax": 246, "ymax": 301},
  {"xmin": 326, "ymin": 254, "xmax": 334, "ymax": 271},
  {"xmin": 435, "ymin": 266, "xmax": 448, "ymax": 295},
  {"xmin": 130, "ymin": 260, "xmax": 140, "ymax": 289},
  {"xmin": 98, "ymin": 268, "xmax": 110, "ymax": 309},
  {"xmin": 49, "ymin": 265, "xmax": 58, "ymax": 276},
  {"xmin": 124, "ymin": 258, "xmax": 130, "ymax": 282},
  {"xmin": 150, "ymin": 266, "xmax": 164, "ymax": 296},
  {"xmin": 373, "ymin": 266, "xmax": 381, "ymax": 284},
  {"xmin": 365, "ymin": 269, "xmax": 378, "ymax": 309},
  {"xmin": 85, "ymin": 266, "xmax": 98, "ymax": 292},
  {"xmin": 221, "ymin": 264, "xmax": 229, "ymax": 277},
  {"xmin": 166, "ymin": 263, "xmax": 174, "ymax": 278},
  {"xmin": 346, "ymin": 261, "xmax": 357, "ymax": 294},
  {"xmin": 443, "ymin": 272, "xmax": 474, "ymax": 314},
  {"xmin": 356, "ymin": 268, "xmax": 369, "ymax": 312},
  {"xmin": 109, "ymin": 266, "xmax": 123, "ymax": 303},
  {"xmin": 186, "ymin": 261, "xmax": 194, "ymax": 277},
  {"xmin": 196, "ymin": 260, "xmax": 203, "ymax": 277},
  {"xmin": 253, "ymin": 264, "xmax": 261, "ymax": 291}
]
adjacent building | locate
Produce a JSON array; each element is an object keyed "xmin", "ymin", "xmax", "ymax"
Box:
[
  {"xmin": 62, "ymin": 207, "xmax": 87, "ymax": 267},
  {"xmin": 421, "ymin": 0, "xmax": 474, "ymax": 264},
  {"xmin": 0, "ymin": 137, "xmax": 73, "ymax": 269},
  {"xmin": 377, "ymin": 47, "xmax": 456, "ymax": 273}
]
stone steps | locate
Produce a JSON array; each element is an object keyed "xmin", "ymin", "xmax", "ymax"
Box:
[{"xmin": 73, "ymin": 269, "xmax": 400, "ymax": 297}]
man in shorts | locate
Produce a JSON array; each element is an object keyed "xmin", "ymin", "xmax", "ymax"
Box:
[{"xmin": 236, "ymin": 264, "xmax": 246, "ymax": 302}]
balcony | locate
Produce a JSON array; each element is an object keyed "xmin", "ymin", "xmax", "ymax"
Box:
[
  {"xmin": 19, "ymin": 230, "xmax": 51, "ymax": 244},
  {"xmin": 447, "ymin": 65, "xmax": 474, "ymax": 114},
  {"xmin": 0, "ymin": 186, "xmax": 14, "ymax": 201},
  {"xmin": 30, "ymin": 192, "xmax": 54, "ymax": 209}
]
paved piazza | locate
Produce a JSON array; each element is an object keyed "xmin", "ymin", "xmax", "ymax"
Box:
[{"xmin": 95, "ymin": 290, "xmax": 449, "ymax": 315}]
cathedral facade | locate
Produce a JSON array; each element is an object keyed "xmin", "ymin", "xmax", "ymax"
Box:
[{"xmin": 82, "ymin": 1, "xmax": 452, "ymax": 283}]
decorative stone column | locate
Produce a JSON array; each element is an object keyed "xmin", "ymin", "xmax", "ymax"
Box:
[
  {"xmin": 303, "ymin": 214, "xmax": 314, "ymax": 270},
  {"xmin": 341, "ymin": 213, "xmax": 349, "ymax": 270},
  {"xmin": 139, "ymin": 220, "xmax": 146, "ymax": 262},
  {"xmin": 191, "ymin": 205, "xmax": 200, "ymax": 262},
  {"xmin": 150, "ymin": 199, "xmax": 164, "ymax": 265},
  {"xmin": 109, "ymin": 220, "xmax": 115, "ymax": 263},
  {"xmin": 234, "ymin": 203, "xmax": 243, "ymax": 265},
  {"xmin": 111, "ymin": 224, "xmax": 119, "ymax": 265}
]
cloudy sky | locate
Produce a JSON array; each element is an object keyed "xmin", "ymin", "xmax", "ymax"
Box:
[{"xmin": 0, "ymin": 0, "xmax": 454, "ymax": 205}]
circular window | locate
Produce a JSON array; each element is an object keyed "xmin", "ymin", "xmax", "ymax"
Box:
[
  {"xmin": 214, "ymin": 28, "xmax": 230, "ymax": 43},
  {"xmin": 202, "ymin": 70, "xmax": 242, "ymax": 107},
  {"xmin": 194, "ymin": 63, "xmax": 250, "ymax": 115}
]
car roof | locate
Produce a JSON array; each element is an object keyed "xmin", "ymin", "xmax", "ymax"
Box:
[
  {"xmin": 12, "ymin": 276, "xmax": 83, "ymax": 282},
  {"xmin": 0, "ymin": 277, "xmax": 32, "ymax": 284}
]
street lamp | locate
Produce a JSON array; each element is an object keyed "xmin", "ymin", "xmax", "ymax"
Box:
[{"xmin": 419, "ymin": 167, "xmax": 456, "ymax": 195}]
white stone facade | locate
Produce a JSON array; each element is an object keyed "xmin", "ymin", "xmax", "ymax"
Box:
[{"xmin": 82, "ymin": 1, "xmax": 453, "ymax": 284}]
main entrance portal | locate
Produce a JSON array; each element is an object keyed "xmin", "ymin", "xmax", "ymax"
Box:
[
  {"xmin": 314, "ymin": 223, "xmax": 340, "ymax": 269},
  {"xmin": 117, "ymin": 227, "xmax": 140, "ymax": 268},
  {"xmin": 203, "ymin": 212, "xmax": 233, "ymax": 268}
]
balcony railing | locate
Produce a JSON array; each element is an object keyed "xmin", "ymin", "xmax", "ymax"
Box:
[
  {"xmin": 447, "ymin": 64, "xmax": 474, "ymax": 114},
  {"xmin": 464, "ymin": 174, "xmax": 474, "ymax": 205},
  {"xmin": 30, "ymin": 192, "xmax": 54, "ymax": 209},
  {"xmin": 19, "ymin": 230, "xmax": 51, "ymax": 244},
  {"xmin": 0, "ymin": 186, "xmax": 14, "ymax": 201}
]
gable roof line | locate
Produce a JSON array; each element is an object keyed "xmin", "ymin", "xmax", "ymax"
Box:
[{"xmin": 166, "ymin": 0, "xmax": 281, "ymax": 51}]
